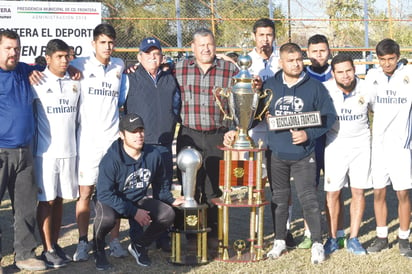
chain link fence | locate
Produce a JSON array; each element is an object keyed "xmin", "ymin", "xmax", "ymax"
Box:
[{"xmin": 101, "ymin": 0, "xmax": 412, "ymax": 69}]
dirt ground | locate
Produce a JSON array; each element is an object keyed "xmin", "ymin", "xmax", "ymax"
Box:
[{"xmin": 1, "ymin": 178, "xmax": 412, "ymax": 273}]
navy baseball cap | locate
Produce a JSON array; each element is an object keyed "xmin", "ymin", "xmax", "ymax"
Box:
[
  {"xmin": 139, "ymin": 37, "xmax": 162, "ymax": 52},
  {"xmin": 119, "ymin": 113, "xmax": 144, "ymax": 132}
]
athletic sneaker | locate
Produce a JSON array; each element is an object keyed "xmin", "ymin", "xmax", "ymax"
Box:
[
  {"xmin": 109, "ymin": 238, "xmax": 128, "ymax": 258},
  {"xmin": 41, "ymin": 250, "xmax": 67, "ymax": 268},
  {"xmin": 53, "ymin": 243, "xmax": 72, "ymax": 264},
  {"xmin": 95, "ymin": 250, "xmax": 112, "ymax": 271},
  {"xmin": 311, "ymin": 242, "xmax": 325, "ymax": 264},
  {"xmin": 347, "ymin": 238, "xmax": 366, "ymax": 255},
  {"xmin": 367, "ymin": 237, "xmax": 389, "ymax": 253},
  {"xmin": 324, "ymin": 237, "xmax": 339, "ymax": 255},
  {"xmin": 267, "ymin": 240, "xmax": 286, "ymax": 259},
  {"xmin": 128, "ymin": 243, "xmax": 151, "ymax": 267},
  {"xmin": 298, "ymin": 236, "xmax": 313, "ymax": 249},
  {"xmin": 285, "ymin": 232, "xmax": 297, "ymax": 249},
  {"xmin": 399, "ymin": 238, "xmax": 412, "ymax": 256},
  {"xmin": 73, "ymin": 240, "xmax": 91, "ymax": 262},
  {"xmin": 337, "ymin": 236, "xmax": 346, "ymax": 249}
]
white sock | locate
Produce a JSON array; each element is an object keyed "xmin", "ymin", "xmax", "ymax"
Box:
[
  {"xmin": 304, "ymin": 229, "xmax": 311, "ymax": 238},
  {"xmin": 399, "ymin": 228, "xmax": 410, "ymax": 240},
  {"xmin": 337, "ymin": 230, "xmax": 345, "ymax": 238},
  {"xmin": 376, "ymin": 226, "xmax": 388, "ymax": 238}
]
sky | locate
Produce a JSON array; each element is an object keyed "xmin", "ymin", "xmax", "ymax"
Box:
[{"xmin": 279, "ymin": 0, "xmax": 412, "ymax": 19}]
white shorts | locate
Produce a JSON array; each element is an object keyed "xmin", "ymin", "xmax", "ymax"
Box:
[
  {"xmin": 78, "ymin": 150, "xmax": 106, "ymax": 186},
  {"xmin": 324, "ymin": 143, "xmax": 372, "ymax": 192},
  {"xmin": 372, "ymin": 144, "xmax": 412, "ymax": 191},
  {"xmin": 35, "ymin": 156, "xmax": 78, "ymax": 201}
]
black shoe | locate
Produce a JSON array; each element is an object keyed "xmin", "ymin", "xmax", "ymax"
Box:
[
  {"xmin": 367, "ymin": 237, "xmax": 389, "ymax": 253},
  {"xmin": 128, "ymin": 243, "xmax": 151, "ymax": 267},
  {"xmin": 399, "ymin": 238, "xmax": 412, "ymax": 256},
  {"xmin": 41, "ymin": 250, "xmax": 67, "ymax": 268},
  {"xmin": 53, "ymin": 243, "xmax": 72, "ymax": 264},
  {"xmin": 285, "ymin": 231, "xmax": 297, "ymax": 249},
  {"xmin": 95, "ymin": 250, "xmax": 112, "ymax": 271},
  {"xmin": 156, "ymin": 236, "xmax": 171, "ymax": 252}
]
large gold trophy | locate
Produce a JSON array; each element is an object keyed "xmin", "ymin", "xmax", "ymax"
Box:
[
  {"xmin": 214, "ymin": 32, "xmax": 272, "ymax": 149},
  {"xmin": 212, "ymin": 32, "xmax": 272, "ymax": 262}
]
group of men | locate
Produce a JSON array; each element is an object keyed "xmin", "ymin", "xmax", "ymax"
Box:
[
  {"xmin": 0, "ymin": 17, "xmax": 410, "ymax": 273},
  {"xmin": 224, "ymin": 18, "xmax": 412, "ymax": 265}
]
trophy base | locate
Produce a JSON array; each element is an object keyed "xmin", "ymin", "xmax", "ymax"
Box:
[
  {"xmin": 215, "ymin": 248, "xmax": 267, "ymax": 263},
  {"xmin": 232, "ymin": 136, "xmax": 254, "ymax": 150}
]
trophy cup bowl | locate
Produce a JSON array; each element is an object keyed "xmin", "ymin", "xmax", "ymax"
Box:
[
  {"xmin": 177, "ymin": 146, "xmax": 202, "ymax": 208},
  {"xmin": 214, "ymin": 53, "xmax": 272, "ymax": 149}
]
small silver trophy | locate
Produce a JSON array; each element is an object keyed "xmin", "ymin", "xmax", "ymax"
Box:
[{"xmin": 176, "ymin": 147, "xmax": 202, "ymax": 208}]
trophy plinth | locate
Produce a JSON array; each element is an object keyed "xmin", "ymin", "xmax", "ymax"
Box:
[{"xmin": 171, "ymin": 147, "xmax": 210, "ymax": 265}]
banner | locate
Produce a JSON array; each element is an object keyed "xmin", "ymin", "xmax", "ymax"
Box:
[{"xmin": 0, "ymin": 1, "xmax": 101, "ymax": 63}]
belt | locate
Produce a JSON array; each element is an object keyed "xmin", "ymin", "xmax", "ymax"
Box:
[{"xmin": 182, "ymin": 126, "xmax": 227, "ymax": 135}]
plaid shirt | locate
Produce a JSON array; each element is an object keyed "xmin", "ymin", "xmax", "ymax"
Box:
[{"xmin": 175, "ymin": 57, "xmax": 238, "ymax": 131}]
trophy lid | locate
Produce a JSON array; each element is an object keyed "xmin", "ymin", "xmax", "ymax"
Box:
[{"xmin": 232, "ymin": 31, "xmax": 253, "ymax": 83}]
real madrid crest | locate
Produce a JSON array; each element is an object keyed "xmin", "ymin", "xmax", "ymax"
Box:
[
  {"xmin": 116, "ymin": 70, "xmax": 121, "ymax": 79},
  {"xmin": 404, "ymin": 76, "xmax": 409, "ymax": 84},
  {"xmin": 73, "ymin": 84, "xmax": 78, "ymax": 93}
]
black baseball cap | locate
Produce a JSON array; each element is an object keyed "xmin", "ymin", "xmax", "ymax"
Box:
[{"xmin": 119, "ymin": 113, "xmax": 144, "ymax": 132}]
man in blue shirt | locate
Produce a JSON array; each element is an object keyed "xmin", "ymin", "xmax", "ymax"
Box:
[{"xmin": 0, "ymin": 29, "xmax": 47, "ymax": 271}]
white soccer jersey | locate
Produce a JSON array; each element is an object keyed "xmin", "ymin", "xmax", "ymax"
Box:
[
  {"xmin": 248, "ymin": 47, "xmax": 279, "ymax": 82},
  {"xmin": 324, "ymin": 78, "xmax": 372, "ymax": 147},
  {"xmin": 71, "ymin": 56, "xmax": 125, "ymax": 155},
  {"xmin": 323, "ymin": 78, "xmax": 372, "ymax": 191},
  {"xmin": 32, "ymin": 69, "xmax": 80, "ymax": 158},
  {"xmin": 365, "ymin": 64, "xmax": 412, "ymax": 147}
]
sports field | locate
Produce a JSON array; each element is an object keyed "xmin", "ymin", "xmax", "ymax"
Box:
[{"xmin": 1, "ymin": 180, "xmax": 411, "ymax": 273}]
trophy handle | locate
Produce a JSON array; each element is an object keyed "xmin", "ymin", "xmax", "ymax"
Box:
[
  {"xmin": 213, "ymin": 87, "xmax": 233, "ymax": 120},
  {"xmin": 254, "ymin": 89, "xmax": 273, "ymax": 121}
]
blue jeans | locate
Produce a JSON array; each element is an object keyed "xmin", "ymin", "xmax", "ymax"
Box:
[
  {"xmin": 0, "ymin": 147, "xmax": 38, "ymax": 261},
  {"xmin": 267, "ymin": 151, "xmax": 322, "ymax": 243}
]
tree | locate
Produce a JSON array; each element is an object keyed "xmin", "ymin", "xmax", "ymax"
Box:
[{"xmin": 325, "ymin": 0, "xmax": 377, "ymax": 47}]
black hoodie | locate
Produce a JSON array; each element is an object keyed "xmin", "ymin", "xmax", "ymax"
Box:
[{"xmin": 96, "ymin": 138, "xmax": 175, "ymax": 218}]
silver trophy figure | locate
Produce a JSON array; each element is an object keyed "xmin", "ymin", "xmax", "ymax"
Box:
[{"xmin": 177, "ymin": 146, "xmax": 202, "ymax": 208}]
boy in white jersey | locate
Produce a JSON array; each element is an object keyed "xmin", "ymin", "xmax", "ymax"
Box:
[
  {"xmin": 71, "ymin": 23, "xmax": 127, "ymax": 261},
  {"xmin": 365, "ymin": 39, "xmax": 412, "ymax": 258},
  {"xmin": 323, "ymin": 54, "xmax": 372, "ymax": 256},
  {"xmin": 33, "ymin": 39, "xmax": 80, "ymax": 268}
]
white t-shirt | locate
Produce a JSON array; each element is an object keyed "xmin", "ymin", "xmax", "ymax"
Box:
[
  {"xmin": 324, "ymin": 78, "xmax": 372, "ymax": 147},
  {"xmin": 71, "ymin": 56, "xmax": 125, "ymax": 155},
  {"xmin": 32, "ymin": 68, "xmax": 80, "ymax": 158},
  {"xmin": 248, "ymin": 47, "xmax": 279, "ymax": 82},
  {"xmin": 365, "ymin": 64, "xmax": 412, "ymax": 147}
]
